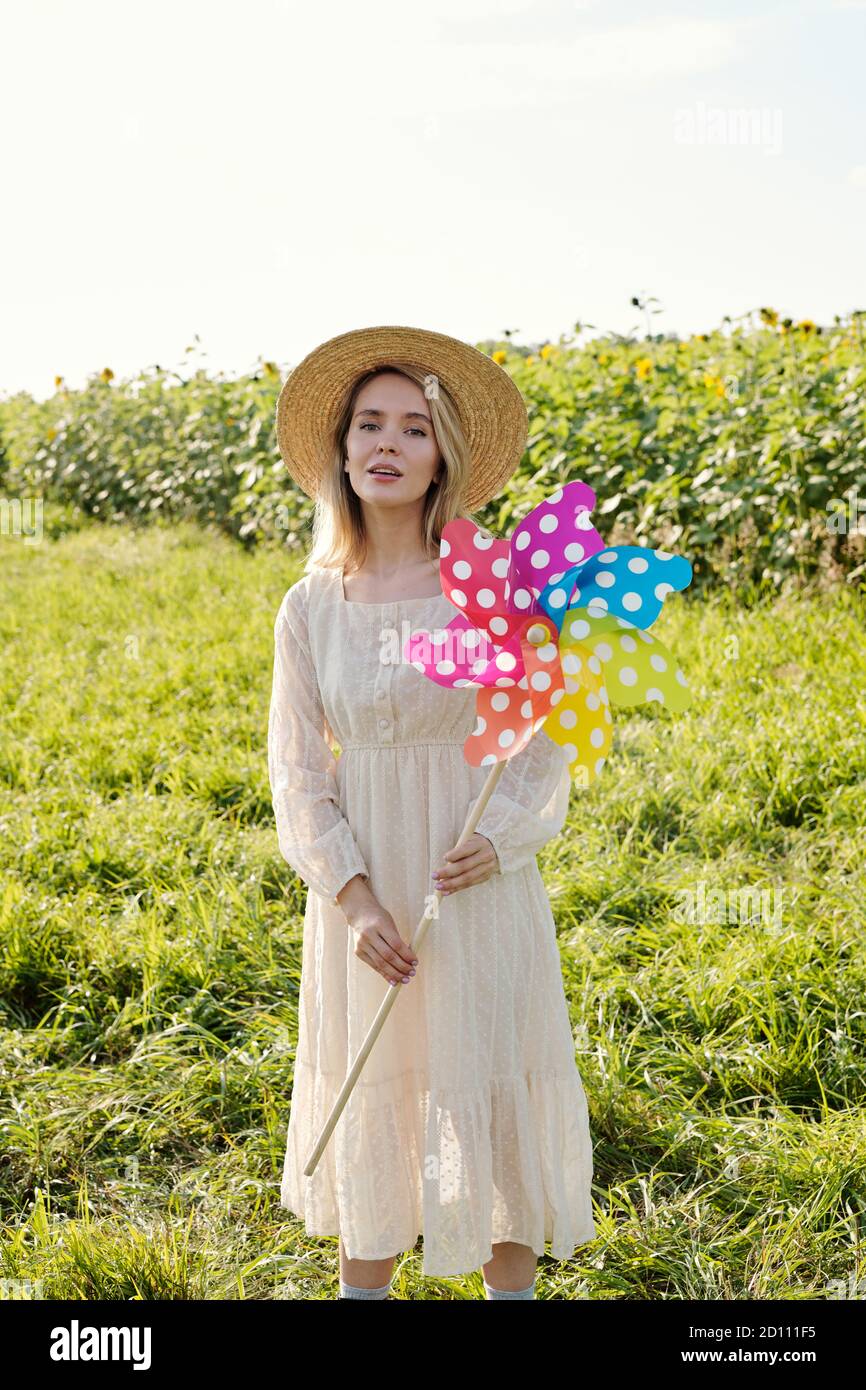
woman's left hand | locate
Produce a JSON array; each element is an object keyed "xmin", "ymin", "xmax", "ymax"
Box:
[{"xmin": 432, "ymin": 833, "xmax": 499, "ymax": 896}]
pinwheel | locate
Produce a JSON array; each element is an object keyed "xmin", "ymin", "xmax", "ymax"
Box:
[
  {"xmin": 303, "ymin": 480, "xmax": 692, "ymax": 1176},
  {"xmin": 404, "ymin": 480, "xmax": 693, "ymax": 786}
]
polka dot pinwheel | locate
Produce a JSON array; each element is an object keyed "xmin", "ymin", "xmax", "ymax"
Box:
[{"xmin": 403, "ymin": 480, "xmax": 693, "ymax": 786}]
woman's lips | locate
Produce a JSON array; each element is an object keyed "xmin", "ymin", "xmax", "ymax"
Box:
[{"xmin": 368, "ymin": 471, "xmax": 402, "ymax": 482}]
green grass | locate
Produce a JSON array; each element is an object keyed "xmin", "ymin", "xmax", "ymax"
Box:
[{"xmin": 1, "ymin": 517, "xmax": 865, "ymax": 1300}]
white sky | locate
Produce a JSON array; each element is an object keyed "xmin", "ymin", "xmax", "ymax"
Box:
[{"xmin": 2, "ymin": 0, "xmax": 865, "ymax": 401}]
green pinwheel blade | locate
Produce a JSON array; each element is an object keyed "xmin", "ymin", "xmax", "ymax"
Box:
[{"xmin": 559, "ymin": 609, "xmax": 692, "ymax": 713}]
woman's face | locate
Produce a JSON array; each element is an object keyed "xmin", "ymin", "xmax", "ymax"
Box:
[{"xmin": 344, "ymin": 372, "xmax": 442, "ymax": 506}]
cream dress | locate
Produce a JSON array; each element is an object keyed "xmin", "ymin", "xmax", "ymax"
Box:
[{"xmin": 268, "ymin": 564, "xmax": 596, "ymax": 1277}]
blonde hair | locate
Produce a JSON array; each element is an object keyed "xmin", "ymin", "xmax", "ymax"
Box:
[{"xmin": 304, "ymin": 362, "xmax": 480, "ymax": 575}]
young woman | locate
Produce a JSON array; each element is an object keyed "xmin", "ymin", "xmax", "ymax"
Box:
[{"xmin": 268, "ymin": 325, "xmax": 595, "ymax": 1300}]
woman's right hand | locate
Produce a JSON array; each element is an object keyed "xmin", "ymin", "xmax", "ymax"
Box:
[{"xmin": 345, "ymin": 899, "xmax": 419, "ymax": 987}]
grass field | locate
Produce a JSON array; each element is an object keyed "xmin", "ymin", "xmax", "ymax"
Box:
[{"xmin": 1, "ymin": 517, "xmax": 865, "ymax": 1300}]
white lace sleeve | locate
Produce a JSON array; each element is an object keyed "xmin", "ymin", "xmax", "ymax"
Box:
[
  {"xmin": 268, "ymin": 582, "xmax": 370, "ymax": 904},
  {"xmin": 471, "ymin": 730, "xmax": 571, "ymax": 875}
]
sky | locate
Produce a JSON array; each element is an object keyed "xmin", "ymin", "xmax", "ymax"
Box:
[{"xmin": 2, "ymin": 0, "xmax": 865, "ymax": 402}]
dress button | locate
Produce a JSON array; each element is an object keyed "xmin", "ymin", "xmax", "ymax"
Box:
[{"xmin": 378, "ymin": 718, "xmax": 389, "ymax": 728}]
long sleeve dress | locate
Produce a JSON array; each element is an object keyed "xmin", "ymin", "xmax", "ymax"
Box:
[{"xmin": 268, "ymin": 564, "xmax": 596, "ymax": 1278}]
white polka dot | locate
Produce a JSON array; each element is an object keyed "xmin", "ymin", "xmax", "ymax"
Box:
[
  {"xmin": 531, "ymin": 549, "xmax": 550, "ymax": 569},
  {"xmin": 495, "ymin": 652, "xmax": 517, "ymax": 672},
  {"xmin": 452, "ymin": 559, "xmax": 472, "ymax": 580},
  {"xmin": 598, "ymin": 551, "xmax": 618, "ymax": 563},
  {"xmin": 619, "ymin": 635, "xmax": 637, "ymax": 652},
  {"xmin": 568, "ymin": 618, "xmax": 590, "ymax": 640},
  {"xmin": 596, "ymin": 571, "xmax": 615, "ymax": 589},
  {"xmin": 440, "ymin": 538, "xmax": 450, "ymax": 558},
  {"xmin": 594, "ymin": 642, "xmax": 613, "ymax": 661},
  {"xmin": 549, "ymin": 486, "xmax": 563, "ymax": 505},
  {"xmin": 590, "ymin": 727, "xmax": 604, "ymax": 747},
  {"xmin": 450, "ymin": 588, "xmax": 467, "ymax": 607},
  {"xmin": 550, "ymin": 687, "xmax": 565, "ymax": 706},
  {"xmin": 587, "ymin": 597, "xmax": 608, "ymax": 616},
  {"xmin": 463, "ymin": 629, "xmax": 481, "ymax": 648},
  {"xmin": 558, "ymin": 708, "xmax": 577, "ymax": 729},
  {"xmin": 539, "ymin": 513, "xmax": 559, "ymax": 533},
  {"xmin": 619, "ymin": 666, "xmax": 638, "ymax": 686},
  {"xmin": 588, "ymin": 656, "xmax": 602, "ymax": 675},
  {"xmin": 548, "ymin": 587, "xmax": 567, "ymax": 608},
  {"xmin": 564, "ymin": 542, "xmax": 585, "ymax": 562},
  {"xmin": 562, "ymin": 651, "xmax": 582, "ymax": 674},
  {"xmin": 656, "ymin": 549, "xmax": 673, "ymax": 560},
  {"xmin": 498, "ymin": 728, "xmax": 516, "ymax": 748},
  {"xmin": 585, "ymin": 691, "xmax": 600, "ymax": 710},
  {"xmin": 562, "ymin": 742, "xmax": 578, "ymax": 762},
  {"xmin": 537, "ymin": 642, "xmax": 557, "ymax": 662},
  {"xmin": 477, "ymin": 588, "xmax": 496, "ymax": 608},
  {"xmin": 655, "ymin": 582, "xmax": 673, "ymax": 600},
  {"xmin": 650, "ymin": 653, "xmax": 667, "ymax": 672},
  {"xmin": 515, "ymin": 531, "xmax": 530, "ymax": 550},
  {"xmin": 491, "ymin": 692, "xmax": 512, "ymax": 711},
  {"xmin": 495, "ymin": 676, "xmax": 516, "ymax": 686},
  {"xmin": 575, "ymin": 509, "xmax": 593, "ymax": 530},
  {"xmin": 595, "ymin": 756, "xmax": 606, "ymax": 775},
  {"xmin": 645, "ymin": 687, "xmax": 665, "ymax": 704},
  {"xmin": 473, "ymin": 716, "xmax": 487, "ymax": 735},
  {"xmin": 675, "ymin": 668, "xmax": 688, "ymax": 686},
  {"xmin": 480, "ymin": 753, "xmax": 497, "ymax": 765},
  {"xmin": 628, "ymin": 556, "xmax": 649, "ymax": 573},
  {"xmin": 492, "ymin": 556, "xmax": 509, "ymax": 577},
  {"xmin": 431, "ymin": 629, "xmax": 447, "ymax": 646},
  {"xmin": 435, "ymin": 659, "xmax": 455, "ymax": 674},
  {"xmin": 489, "ymin": 616, "xmax": 509, "ymax": 635},
  {"xmin": 622, "ymin": 592, "xmax": 642, "ymax": 612},
  {"xmin": 514, "ymin": 589, "xmax": 532, "ymax": 609},
  {"xmin": 471, "ymin": 658, "xmax": 487, "ymax": 674},
  {"xmin": 473, "ymin": 532, "xmax": 494, "ymax": 550},
  {"xmin": 521, "ymin": 700, "xmax": 532, "ymax": 718},
  {"xmin": 530, "ymin": 671, "xmax": 551, "ymax": 691}
]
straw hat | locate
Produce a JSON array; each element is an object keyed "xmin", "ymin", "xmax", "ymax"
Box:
[{"xmin": 275, "ymin": 324, "xmax": 528, "ymax": 512}]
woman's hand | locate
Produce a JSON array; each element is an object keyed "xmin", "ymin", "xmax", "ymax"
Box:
[
  {"xmin": 344, "ymin": 898, "xmax": 419, "ymax": 987},
  {"xmin": 432, "ymin": 833, "xmax": 499, "ymax": 897}
]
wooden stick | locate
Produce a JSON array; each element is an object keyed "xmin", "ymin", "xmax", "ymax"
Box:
[{"xmin": 303, "ymin": 757, "xmax": 507, "ymax": 1177}]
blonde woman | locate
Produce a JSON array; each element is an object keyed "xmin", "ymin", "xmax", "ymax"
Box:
[{"xmin": 268, "ymin": 326, "xmax": 595, "ymax": 1300}]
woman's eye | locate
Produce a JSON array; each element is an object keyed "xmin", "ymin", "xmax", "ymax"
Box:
[{"xmin": 359, "ymin": 422, "xmax": 426, "ymax": 436}]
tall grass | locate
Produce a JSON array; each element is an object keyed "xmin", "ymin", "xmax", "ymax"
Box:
[{"xmin": 0, "ymin": 517, "xmax": 864, "ymax": 1299}]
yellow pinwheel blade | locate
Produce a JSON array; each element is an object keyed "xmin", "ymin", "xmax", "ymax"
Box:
[{"xmin": 543, "ymin": 649, "xmax": 613, "ymax": 787}]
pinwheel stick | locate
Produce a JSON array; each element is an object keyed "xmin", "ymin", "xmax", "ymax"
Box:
[{"xmin": 303, "ymin": 756, "xmax": 507, "ymax": 1177}]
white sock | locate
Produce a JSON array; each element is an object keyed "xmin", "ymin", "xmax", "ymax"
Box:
[
  {"xmin": 483, "ymin": 1278, "xmax": 536, "ymax": 1299},
  {"xmin": 339, "ymin": 1279, "xmax": 391, "ymax": 1299}
]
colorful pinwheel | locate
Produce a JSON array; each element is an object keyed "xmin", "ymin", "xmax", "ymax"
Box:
[{"xmin": 403, "ymin": 480, "xmax": 693, "ymax": 785}]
